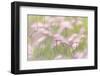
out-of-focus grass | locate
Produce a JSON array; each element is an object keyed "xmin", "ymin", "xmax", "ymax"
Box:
[
  {"xmin": 83, "ymin": 17, "xmax": 88, "ymax": 32},
  {"xmin": 28, "ymin": 15, "xmax": 88, "ymax": 60},
  {"xmin": 28, "ymin": 15, "xmax": 45, "ymax": 26}
]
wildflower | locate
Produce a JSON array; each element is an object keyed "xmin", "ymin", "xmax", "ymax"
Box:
[
  {"xmin": 31, "ymin": 23, "xmax": 38, "ymax": 31},
  {"xmin": 67, "ymin": 33, "xmax": 78, "ymax": 42},
  {"xmin": 67, "ymin": 33, "xmax": 81, "ymax": 49},
  {"xmin": 72, "ymin": 49, "xmax": 87, "ymax": 59},
  {"xmin": 60, "ymin": 21, "xmax": 73, "ymax": 29},
  {"xmin": 80, "ymin": 27, "xmax": 85, "ymax": 34},
  {"xmin": 72, "ymin": 42, "xmax": 79, "ymax": 49}
]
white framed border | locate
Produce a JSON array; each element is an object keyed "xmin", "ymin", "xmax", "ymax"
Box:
[{"xmin": 20, "ymin": 6, "xmax": 95, "ymax": 70}]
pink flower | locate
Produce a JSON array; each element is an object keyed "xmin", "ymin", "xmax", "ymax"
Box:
[
  {"xmin": 31, "ymin": 23, "xmax": 38, "ymax": 31},
  {"xmin": 39, "ymin": 29, "xmax": 52, "ymax": 36},
  {"xmin": 73, "ymin": 37, "xmax": 81, "ymax": 43},
  {"xmin": 73, "ymin": 49, "xmax": 87, "ymax": 59},
  {"xmin": 67, "ymin": 33, "xmax": 81, "ymax": 49},
  {"xmin": 72, "ymin": 42, "xmax": 79, "ymax": 49},
  {"xmin": 80, "ymin": 27, "xmax": 85, "ymax": 34},
  {"xmin": 67, "ymin": 33, "xmax": 78, "ymax": 42},
  {"xmin": 52, "ymin": 33, "xmax": 69, "ymax": 47},
  {"xmin": 53, "ymin": 33, "xmax": 64, "ymax": 41},
  {"xmin": 60, "ymin": 21, "xmax": 73, "ymax": 29},
  {"xmin": 52, "ymin": 34, "xmax": 64, "ymax": 47},
  {"xmin": 31, "ymin": 23, "xmax": 44, "ymax": 31}
]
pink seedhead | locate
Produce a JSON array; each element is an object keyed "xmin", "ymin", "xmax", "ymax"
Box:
[
  {"xmin": 80, "ymin": 27, "xmax": 85, "ymax": 34},
  {"xmin": 52, "ymin": 34, "xmax": 64, "ymax": 47},
  {"xmin": 53, "ymin": 33, "xmax": 64, "ymax": 41},
  {"xmin": 31, "ymin": 23, "xmax": 38, "ymax": 31}
]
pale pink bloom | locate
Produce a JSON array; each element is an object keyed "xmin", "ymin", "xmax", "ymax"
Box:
[
  {"xmin": 60, "ymin": 21, "xmax": 73, "ymax": 29},
  {"xmin": 39, "ymin": 23, "xmax": 50, "ymax": 29},
  {"xmin": 39, "ymin": 28, "xmax": 48, "ymax": 33},
  {"xmin": 36, "ymin": 36, "xmax": 46, "ymax": 45},
  {"xmin": 39, "ymin": 29, "xmax": 52, "ymax": 36},
  {"xmin": 67, "ymin": 34, "xmax": 81, "ymax": 49},
  {"xmin": 52, "ymin": 34, "xmax": 64, "ymax": 47},
  {"xmin": 31, "ymin": 22, "xmax": 52, "ymax": 36},
  {"xmin": 67, "ymin": 33, "xmax": 78, "ymax": 42},
  {"xmin": 58, "ymin": 21, "xmax": 73, "ymax": 33},
  {"xmin": 73, "ymin": 37, "xmax": 81, "ymax": 43},
  {"xmin": 72, "ymin": 42, "xmax": 79, "ymax": 49},
  {"xmin": 53, "ymin": 33, "xmax": 64, "ymax": 41},
  {"xmin": 32, "ymin": 23, "xmax": 49, "ymax": 30},
  {"xmin": 71, "ymin": 35, "xmax": 83, "ymax": 49},
  {"xmin": 73, "ymin": 52, "xmax": 84, "ymax": 59},
  {"xmin": 31, "ymin": 23, "xmax": 44, "ymax": 31},
  {"xmin": 31, "ymin": 32, "xmax": 47, "ymax": 46},
  {"xmin": 42, "ymin": 30, "xmax": 50, "ymax": 35},
  {"xmin": 73, "ymin": 49, "xmax": 87, "ymax": 59},
  {"xmin": 54, "ymin": 34, "xmax": 67, "ymax": 43},
  {"xmin": 31, "ymin": 23, "xmax": 38, "ymax": 31},
  {"xmin": 53, "ymin": 33, "xmax": 69, "ymax": 47},
  {"xmin": 43, "ymin": 23, "xmax": 50, "ymax": 28},
  {"xmin": 80, "ymin": 27, "xmax": 85, "ymax": 34}
]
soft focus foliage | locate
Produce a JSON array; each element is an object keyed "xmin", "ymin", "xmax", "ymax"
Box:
[{"xmin": 27, "ymin": 15, "xmax": 88, "ymax": 60}]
